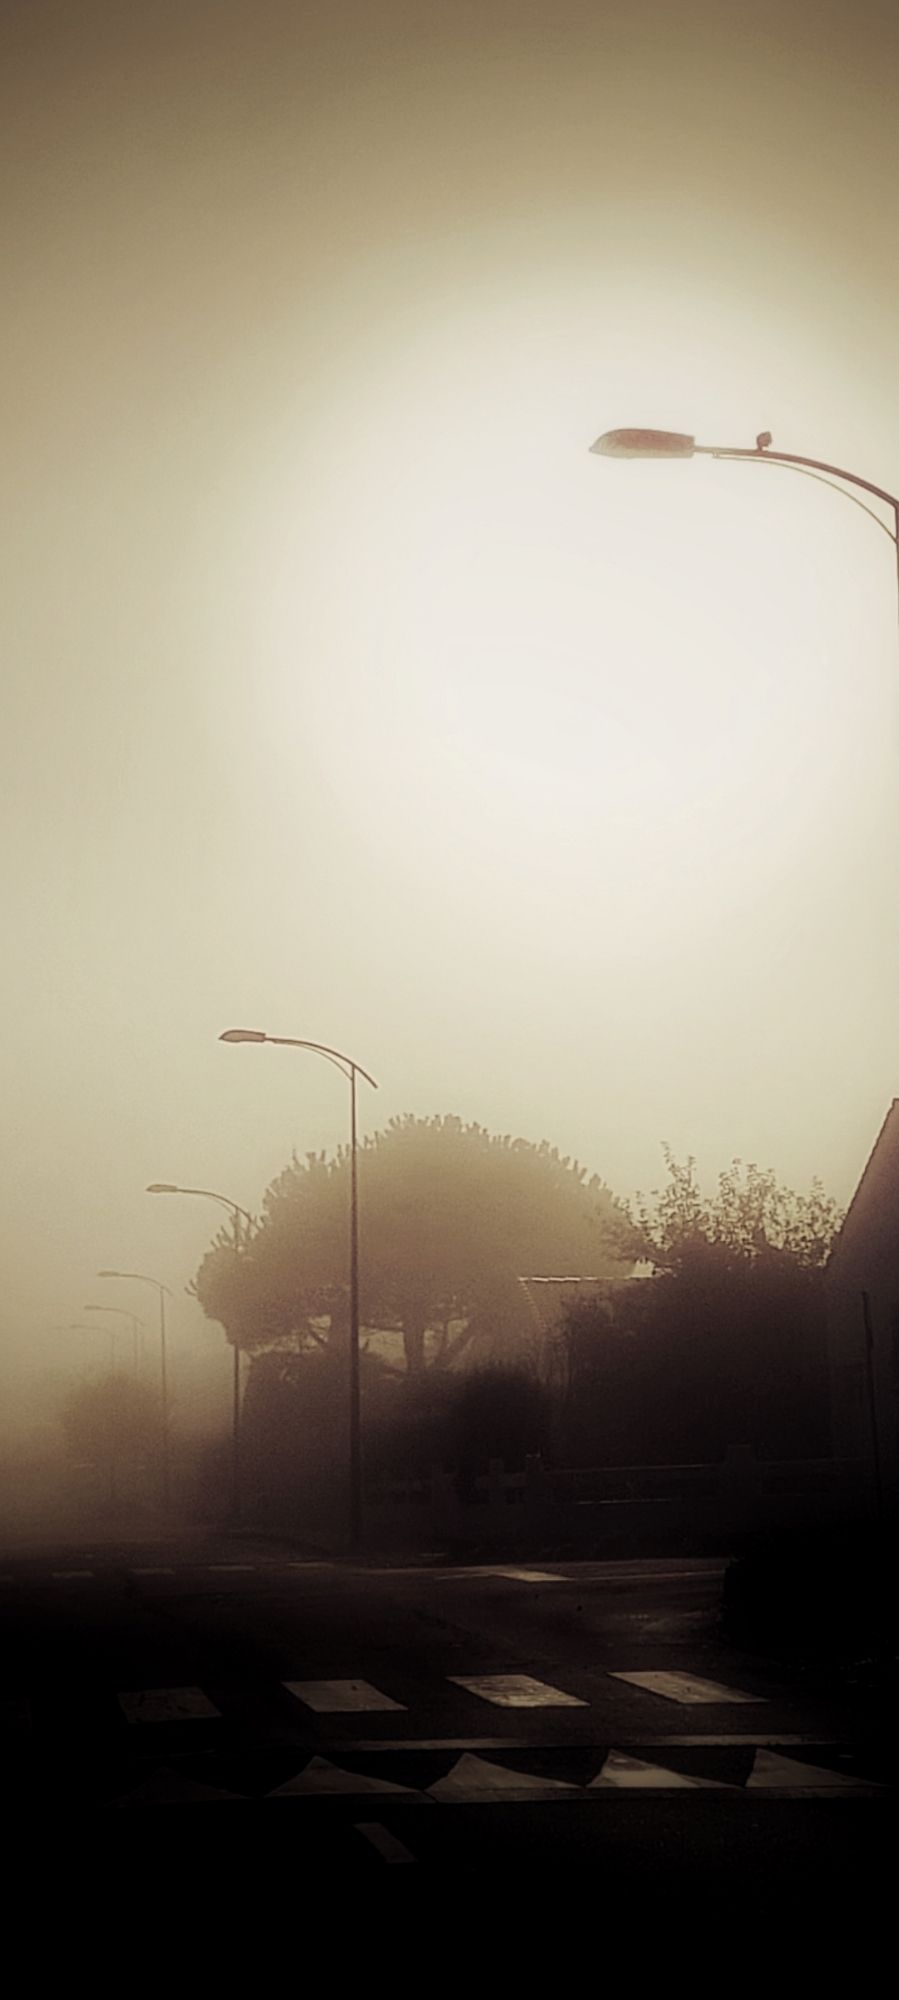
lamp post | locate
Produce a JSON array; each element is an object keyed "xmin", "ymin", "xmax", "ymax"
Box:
[
  {"xmin": 97, "ymin": 1270, "xmax": 173, "ymax": 1506},
  {"xmin": 146, "ymin": 1183, "xmax": 254, "ymax": 1522},
  {"xmin": 83, "ymin": 1304, "xmax": 144, "ymax": 1375},
  {"xmin": 219, "ymin": 1028, "xmax": 378, "ymax": 1553},
  {"xmin": 590, "ymin": 428, "xmax": 899, "ymax": 617}
]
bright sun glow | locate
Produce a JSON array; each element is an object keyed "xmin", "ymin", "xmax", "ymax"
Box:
[{"xmin": 254, "ymin": 278, "xmax": 897, "ymax": 973}]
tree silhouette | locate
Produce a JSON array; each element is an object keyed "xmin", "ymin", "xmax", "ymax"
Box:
[
  {"xmin": 559, "ymin": 1149, "xmax": 843, "ymax": 1463},
  {"xmin": 193, "ymin": 1113, "xmax": 637, "ymax": 1376}
]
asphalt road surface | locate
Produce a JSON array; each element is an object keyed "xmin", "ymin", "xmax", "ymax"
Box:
[{"xmin": 1, "ymin": 1525, "xmax": 894, "ymax": 1901}]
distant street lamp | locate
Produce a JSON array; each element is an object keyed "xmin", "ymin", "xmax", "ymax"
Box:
[
  {"xmin": 590, "ymin": 429, "xmax": 899, "ymax": 620},
  {"xmin": 219, "ymin": 1028, "xmax": 378, "ymax": 1553},
  {"xmin": 97, "ymin": 1270, "xmax": 173, "ymax": 1505},
  {"xmin": 83, "ymin": 1304, "xmax": 144, "ymax": 1375},
  {"xmin": 147, "ymin": 1183, "xmax": 254, "ymax": 1521}
]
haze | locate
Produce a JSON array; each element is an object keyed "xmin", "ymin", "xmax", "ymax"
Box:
[{"xmin": 2, "ymin": 0, "xmax": 898, "ymax": 1432}]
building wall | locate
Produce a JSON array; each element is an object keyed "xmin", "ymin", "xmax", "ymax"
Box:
[{"xmin": 824, "ymin": 1102, "xmax": 899, "ymax": 1502}]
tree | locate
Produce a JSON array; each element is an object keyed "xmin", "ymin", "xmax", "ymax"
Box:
[
  {"xmin": 636, "ymin": 1147, "xmax": 842, "ymax": 1273},
  {"xmin": 193, "ymin": 1114, "xmax": 638, "ymax": 1376},
  {"xmin": 558, "ymin": 1149, "xmax": 844, "ymax": 1464}
]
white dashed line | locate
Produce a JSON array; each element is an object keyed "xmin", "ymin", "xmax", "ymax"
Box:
[{"xmin": 284, "ymin": 1679, "xmax": 406, "ymax": 1713}]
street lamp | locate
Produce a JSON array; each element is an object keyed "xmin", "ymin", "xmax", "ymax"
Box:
[
  {"xmin": 97, "ymin": 1270, "xmax": 173, "ymax": 1506},
  {"xmin": 146, "ymin": 1183, "xmax": 254, "ymax": 1521},
  {"xmin": 590, "ymin": 428, "xmax": 899, "ymax": 615},
  {"xmin": 83, "ymin": 1304, "xmax": 144, "ymax": 1374},
  {"xmin": 219, "ymin": 1028, "xmax": 378, "ymax": 1553}
]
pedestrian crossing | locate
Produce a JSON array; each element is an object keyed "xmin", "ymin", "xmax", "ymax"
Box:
[
  {"xmin": 1, "ymin": 1675, "xmax": 892, "ymax": 1803},
  {"xmin": 101, "ymin": 1665, "xmax": 771, "ymax": 1724}
]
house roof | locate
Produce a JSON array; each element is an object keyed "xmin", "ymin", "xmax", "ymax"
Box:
[
  {"xmin": 825, "ymin": 1098, "xmax": 899, "ymax": 1284},
  {"xmin": 518, "ymin": 1270, "xmax": 653, "ymax": 1339}
]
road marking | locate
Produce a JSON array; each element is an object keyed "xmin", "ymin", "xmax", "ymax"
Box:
[
  {"xmin": 284, "ymin": 1679, "xmax": 406, "ymax": 1713},
  {"xmin": 269, "ymin": 1757, "xmax": 417, "ymax": 1798},
  {"xmin": 52, "ymin": 1570, "xmax": 94, "ymax": 1580},
  {"xmin": 429, "ymin": 1753, "xmax": 576, "ymax": 1801},
  {"xmin": 450, "ymin": 1674, "xmax": 587, "ymax": 1709},
  {"xmin": 132, "ymin": 1567, "xmax": 175, "ymax": 1576},
  {"xmin": 355, "ymin": 1822, "xmax": 417, "ymax": 1863},
  {"xmin": 206, "ymin": 1564, "xmax": 257, "ymax": 1573},
  {"xmin": 118, "ymin": 1686, "xmax": 221, "ymax": 1724},
  {"xmin": 747, "ymin": 1748, "xmax": 883, "ymax": 1792},
  {"xmin": 592, "ymin": 1750, "xmax": 726, "ymax": 1790},
  {"xmin": 609, "ymin": 1670, "xmax": 765, "ymax": 1705},
  {"xmin": 484, "ymin": 1568, "xmax": 561, "ymax": 1584}
]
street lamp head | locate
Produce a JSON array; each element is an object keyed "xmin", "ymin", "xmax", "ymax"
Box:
[
  {"xmin": 590, "ymin": 428, "xmax": 696, "ymax": 458},
  {"xmin": 146, "ymin": 1183, "xmax": 179, "ymax": 1194},
  {"xmin": 220, "ymin": 1028, "xmax": 268, "ymax": 1043}
]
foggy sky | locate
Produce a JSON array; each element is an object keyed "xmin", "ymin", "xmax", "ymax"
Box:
[{"xmin": 2, "ymin": 1, "xmax": 898, "ymax": 1420}]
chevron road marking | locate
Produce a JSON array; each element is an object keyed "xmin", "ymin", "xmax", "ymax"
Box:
[
  {"xmin": 592, "ymin": 1750, "xmax": 727, "ymax": 1789},
  {"xmin": 269, "ymin": 1757, "xmax": 420, "ymax": 1798}
]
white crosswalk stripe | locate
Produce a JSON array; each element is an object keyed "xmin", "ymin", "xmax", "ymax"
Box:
[
  {"xmin": 450, "ymin": 1673, "xmax": 587, "ymax": 1709},
  {"xmin": 609, "ymin": 1670, "xmax": 765, "ymax": 1705},
  {"xmin": 284, "ymin": 1678, "xmax": 406, "ymax": 1713}
]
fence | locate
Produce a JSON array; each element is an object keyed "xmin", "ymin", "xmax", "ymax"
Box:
[{"xmin": 366, "ymin": 1447, "xmax": 874, "ymax": 1551}]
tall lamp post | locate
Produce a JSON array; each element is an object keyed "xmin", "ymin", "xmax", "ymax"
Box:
[
  {"xmin": 590, "ymin": 428, "xmax": 899, "ymax": 617},
  {"xmin": 219, "ymin": 1028, "xmax": 378, "ymax": 1553},
  {"xmin": 83, "ymin": 1304, "xmax": 144, "ymax": 1375},
  {"xmin": 146, "ymin": 1183, "xmax": 254, "ymax": 1521},
  {"xmin": 592, "ymin": 424, "xmax": 899, "ymax": 1460},
  {"xmin": 97, "ymin": 1270, "xmax": 173, "ymax": 1506}
]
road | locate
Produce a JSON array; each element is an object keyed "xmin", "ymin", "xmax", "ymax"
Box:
[{"xmin": 0, "ymin": 1526, "xmax": 894, "ymax": 1899}]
